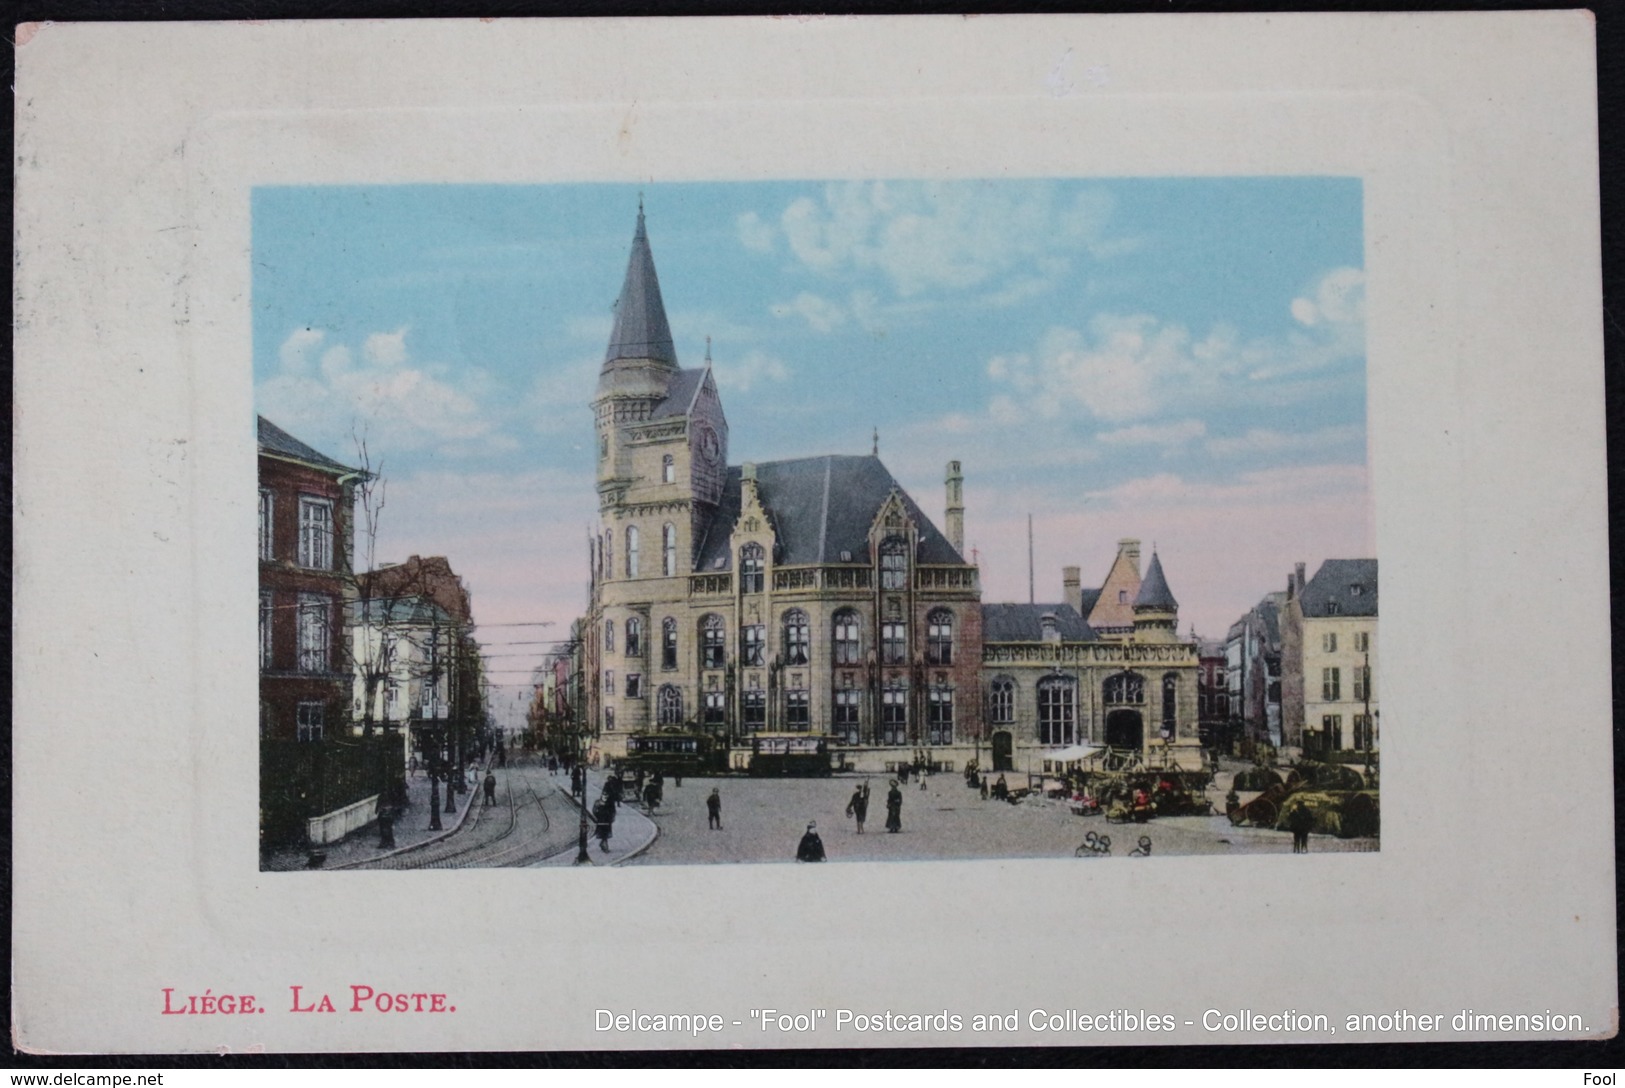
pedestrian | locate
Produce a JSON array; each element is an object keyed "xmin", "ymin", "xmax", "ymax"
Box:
[
  {"xmin": 1289, "ymin": 805, "xmax": 1314, "ymax": 853},
  {"xmin": 594, "ymin": 792, "xmax": 616, "ymax": 852},
  {"xmin": 797, "ymin": 821, "xmax": 826, "ymax": 862},
  {"xmin": 886, "ymin": 779, "xmax": 903, "ymax": 833},
  {"xmin": 607, "ymin": 773, "xmax": 624, "ymax": 807},
  {"xmin": 643, "ymin": 780, "xmax": 659, "ymax": 812},
  {"xmin": 497, "ymin": 743, "xmax": 507, "ymax": 768},
  {"xmin": 846, "ymin": 781, "xmax": 871, "ymax": 833},
  {"xmin": 980, "ymin": 777, "xmax": 989, "ymax": 801},
  {"xmin": 548, "ymin": 755, "xmax": 558, "ymax": 776},
  {"xmin": 483, "ymin": 771, "xmax": 497, "ymax": 807},
  {"xmin": 707, "ymin": 787, "xmax": 723, "ymax": 830}
]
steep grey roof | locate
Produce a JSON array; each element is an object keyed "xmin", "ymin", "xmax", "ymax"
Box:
[
  {"xmin": 257, "ymin": 416, "xmax": 356, "ymax": 475},
  {"xmin": 603, "ymin": 208, "xmax": 677, "ymax": 369},
  {"xmin": 981, "ymin": 603, "xmax": 1097, "ymax": 643},
  {"xmin": 1133, "ymin": 552, "xmax": 1179, "ymax": 611},
  {"xmin": 1255, "ymin": 595, "xmax": 1282, "ymax": 644},
  {"xmin": 1077, "ymin": 587, "xmax": 1102, "ymax": 617},
  {"xmin": 695, "ymin": 455, "xmax": 965, "ymax": 570},
  {"xmin": 1301, "ymin": 558, "xmax": 1379, "ymax": 618},
  {"xmin": 649, "ymin": 368, "xmax": 706, "ymax": 420}
]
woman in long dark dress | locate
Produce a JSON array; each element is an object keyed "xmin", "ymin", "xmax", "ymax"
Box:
[{"xmin": 885, "ymin": 780, "xmax": 903, "ymax": 833}]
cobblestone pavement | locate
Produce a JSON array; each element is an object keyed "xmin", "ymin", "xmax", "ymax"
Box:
[
  {"xmin": 628, "ymin": 773, "xmax": 1377, "ymax": 866},
  {"xmin": 349, "ymin": 759, "xmax": 583, "ymax": 870}
]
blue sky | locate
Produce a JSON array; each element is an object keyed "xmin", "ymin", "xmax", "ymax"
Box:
[{"xmin": 254, "ymin": 179, "xmax": 1368, "ymax": 687}]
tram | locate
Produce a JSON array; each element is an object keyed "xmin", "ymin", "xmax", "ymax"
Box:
[{"xmin": 743, "ymin": 734, "xmax": 833, "ymax": 777}]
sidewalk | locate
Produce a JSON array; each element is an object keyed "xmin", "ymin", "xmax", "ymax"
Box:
[
  {"xmin": 532, "ymin": 767, "xmax": 659, "ymax": 866},
  {"xmin": 261, "ymin": 763, "xmax": 487, "ymax": 872}
]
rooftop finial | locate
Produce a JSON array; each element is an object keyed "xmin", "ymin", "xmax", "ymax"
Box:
[
  {"xmin": 638, "ymin": 191, "xmax": 644, "ymax": 216},
  {"xmin": 705, "ymin": 335, "xmax": 712, "ymax": 364},
  {"xmin": 872, "ymin": 427, "xmax": 879, "ymax": 456}
]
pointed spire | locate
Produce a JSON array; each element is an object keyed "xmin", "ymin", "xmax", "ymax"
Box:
[
  {"xmin": 1134, "ymin": 551, "xmax": 1179, "ymax": 612},
  {"xmin": 603, "ymin": 204, "xmax": 677, "ymax": 369},
  {"xmin": 872, "ymin": 427, "xmax": 879, "ymax": 457},
  {"xmin": 705, "ymin": 336, "xmax": 712, "ymax": 365}
]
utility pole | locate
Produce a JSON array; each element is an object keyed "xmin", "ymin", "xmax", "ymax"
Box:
[{"xmin": 1027, "ymin": 514, "xmax": 1035, "ymax": 605}]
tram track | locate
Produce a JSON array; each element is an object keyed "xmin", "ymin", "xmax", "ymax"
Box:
[{"xmin": 355, "ymin": 759, "xmax": 572, "ymax": 870}]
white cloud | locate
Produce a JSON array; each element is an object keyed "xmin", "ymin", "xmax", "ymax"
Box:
[
  {"xmin": 770, "ymin": 291, "xmax": 847, "ymax": 332},
  {"xmin": 258, "ymin": 326, "xmax": 508, "ymax": 456},
  {"xmin": 1292, "ymin": 267, "xmax": 1365, "ymax": 328},
  {"xmin": 774, "ymin": 180, "xmax": 1126, "ymax": 300},
  {"xmin": 736, "ymin": 211, "xmax": 776, "ymax": 254},
  {"xmin": 1097, "ymin": 419, "xmax": 1207, "ymax": 447},
  {"xmin": 1084, "ymin": 463, "xmax": 1369, "ymax": 512},
  {"xmin": 363, "ymin": 327, "xmax": 409, "ymax": 367},
  {"xmin": 709, "ymin": 349, "xmax": 790, "ymax": 392},
  {"xmin": 1204, "ymin": 424, "xmax": 1365, "ymax": 459}
]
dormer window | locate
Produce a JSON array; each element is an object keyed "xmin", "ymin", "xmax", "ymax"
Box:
[
  {"xmin": 1350, "ymin": 584, "xmax": 1364, "ymax": 596},
  {"xmin": 1039, "ymin": 613, "xmax": 1060, "ymax": 644},
  {"xmin": 880, "ymin": 537, "xmax": 909, "ymax": 590},
  {"xmin": 1118, "ymin": 589, "xmax": 1128, "ymax": 605}
]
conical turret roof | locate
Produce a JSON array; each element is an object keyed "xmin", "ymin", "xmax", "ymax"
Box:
[
  {"xmin": 603, "ymin": 206, "xmax": 677, "ymax": 369},
  {"xmin": 1133, "ymin": 552, "xmax": 1179, "ymax": 612}
]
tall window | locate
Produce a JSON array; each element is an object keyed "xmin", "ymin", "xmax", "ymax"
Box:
[
  {"xmin": 880, "ymin": 537, "xmax": 909, "ymax": 590},
  {"xmin": 833, "ymin": 610, "xmax": 861, "ymax": 664},
  {"xmin": 1104, "ymin": 672, "xmax": 1144, "ymax": 704},
  {"xmin": 1322, "ymin": 632, "xmax": 1338, "ymax": 653},
  {"xmin": 987, "ymin": 678, "xmax": 1014, "ymax": 724},
  {"xmin": 881, "ymin": 683, "xmax": 908, "ymax": 745},
  {"xmin": 783, "ymin": 609, "xmax": 810, "ymax": 665},
  {"xmin": 604, "ymin": 532, "xmax": 613, "ymax": 579},
  {"xmin": 703, "ymin": 690, "xmax": 726, "ymax": 728},
  {"xmin": 743, "ymin": 624, "xmax": 766, "ymax": 667},
  {"xmin": 604, "ymin": 669, "xmax": 614, "ymax": 696},
  {"xmin": 626, "ymin": 526, "xmax": 640, "ymax": 577},
  {"xmin": 1352, "ymin": 665, "xmax": 1371, "ymax": 702},
  {"xmin": 1322, "ymin": 667, "xmax": 1341, "ymax": 702},
  {"xmin": 625, "ymin": 673, "xmax": 642, "ymax": 698},
  {"xmin": 927, "ymin": 609, "xmax": 954, "ymax": 665},
  {"xmin": 1037, "ymin": 677, "xmax": 1075, "ymax": 746},
  {"xmin": 1161, "ymin": 673, "xmax": 1178, "ymax": 739},
  {"xmin": 259, "ymin": 590, "xmax": 273, "ymax": 669},
  {"xmin": 605, "ymin": 706, "xmax": 615, "ymax": 732},
  {"xmin": 297, "ymin": 497, "xmax": 333, "ymax": 570},
  {"xmin": 258, "ymin": 489, "xmax": 274, "ymax": 560},
  {"xmin": 1321, "ymin": 713, "xmax": 1343, "ymax": 749},
  {"xmin": 625, "ymin": 616, "xmax": 642, "ymax": 657},
  {"xmin": 881, "ymin": 621, "xmax": 907, "ymax": 665},
  {"xmin": 927, "ymin": 687, "xmax": 954, "ymax": 745},
  {"xmin": 296, "ymin": 593, "xmax": 331, "ymax": 673},
  {"xmin": 658, "ymin": 685, "xmax": 683, "ymax": 727},
  {"xmin": 661, "ymin": 617, "xmax": 678, "ymax": 669},
  {"xmin": 599, "ymin": 434, "xmax": 608, "ymax": 460},
  {"xmin": 385, "ymin": 681, "xmax": 400, "ymax": 720},
  {"xmin": 296, "ymin": 702, "xmax": 325, "ymax": 743},
  {"xmin": 740, "ymin": 543, "xmax": 765, "ymax": 593},
  {"xmin": 662, "ymin": 454, "xmax": 675, "ymax": 484},
  {"xmin": 833, "ymin": 689, "xmax": 861, "ymax": 744},
  {"xmin": 701, "ymin": 614, "xmax": 726, "ymax": 669},
  {"xmin": 742, "ymin": 690, "xmax": 766, "ymax": 731},
  {"xmin": 785, "ymin": 689, "xmax": 810, "ymax": 732},
  {"xmin": 662, "ymin": 523, "xmax": 677, "ymax": 576},
  {"xmin": 1353, "ymin": 713, "xmax": 1374, "ymax": 751},
  {"xmin": 1354, "ymin": 631, "xmax": 1370, "ymax": 653},
  {"xmin": 604, "ymin": 619, "xmax": 615, "ymax": 654}
]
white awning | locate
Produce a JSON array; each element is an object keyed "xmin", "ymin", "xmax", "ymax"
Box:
[{"xmin": 1049, "ymin": 744, "xmax": 1104, "ymax": 763}]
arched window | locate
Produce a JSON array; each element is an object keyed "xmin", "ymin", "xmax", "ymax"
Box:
[
  {"xmin": 604, "ymin": 532, "xmax": 613, "ymax": 579},
  {"xmin": 1037, "ymin": 676, "xmax": 1076, "ymax": 746},
  {"xmin": 833, "ymin": 609, "xmax": 862, "ymax": 664},
  {"xmin": 1104, "ymin": 671, "xmax": 1145, "ymax": 705},
  {"xmin": 987, "ymin": 677, "xmax": 1015, "ymax": 724},
  {"xmin": 927, "ymin": 608, "xmax": 954, "ymax": 665},
  {"xmin": 604, "ymin": 619, "xmax": 615, "ymax": 654},
  {"xmin": 625, "ymin": 616, "xmax": 642, "ymax": 657},
  {"xmin": 700, "ymin": 614, "xmax": 726, "ymax": 669},
  {"xmin": 662, "ymin": 523, "xmax": 678, "ymax": 576},
  {"xmin": 599, "ymin": 434, "xmax": 608, "ymax": 460},
  {"xmin": 657, "ymin": 685, "xmax": 683, "ymax": 727},
  {"xmin": 625, "ymin": 525, "xmax": 640, "ymax": 577},
  {"xmin": 1161, "ymin": 673, "xmax": 1178, "ymax": 740},
  {"xmin": 662, "ymin": 454, "xmax": 675, "ymax": 484},
  {"xmin": 783, "ymin": 609, "xmax": 810, "ymax": 665},
  {"xmin": 661, "ymin": 617, "xmax": 678, "ymax": 669},
  {"xmin": 740, "ymin": 543, "xmax": 765, "ymax": 593},
  {"xmin": 880, "ymin": 536, "xmax": 909, "ymax": 590}
]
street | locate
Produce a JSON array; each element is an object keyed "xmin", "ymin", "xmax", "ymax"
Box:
[{"xmin": 630, "ymin": 772, "xmax": 1377, "ymax": 865}]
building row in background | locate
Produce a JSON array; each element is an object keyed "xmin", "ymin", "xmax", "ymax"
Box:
[
  {"xmin": 1223, "ymin": 558, "xmax": 1379, "ymax": 760},
  {"xmin": 257, "ymin": 416, "xmax": 489, "ymax": 851}
]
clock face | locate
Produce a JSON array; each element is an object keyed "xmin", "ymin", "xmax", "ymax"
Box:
[{"xmin": 698, "ymin": 426, "xmax": 720, "ymax": 465}]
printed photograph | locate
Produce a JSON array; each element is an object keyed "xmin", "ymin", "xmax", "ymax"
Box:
[{"xmin": 254, "ymin": 178, "xmax": 1378, "ymax": 870}]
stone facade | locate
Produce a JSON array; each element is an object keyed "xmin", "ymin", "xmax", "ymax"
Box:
[{"xmin": 1289, "ymin": 559, "xmax": 1379, "ymax": 755}]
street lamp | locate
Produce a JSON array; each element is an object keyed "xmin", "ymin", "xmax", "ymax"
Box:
[{"xmin": 575, "ymin": 725, "xmax": 591, "ymax": 865}]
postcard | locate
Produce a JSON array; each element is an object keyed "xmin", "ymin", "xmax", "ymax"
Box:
[{"xmin": 12, "ymin": 12, "xmax": 1613, "ymax": 1053}]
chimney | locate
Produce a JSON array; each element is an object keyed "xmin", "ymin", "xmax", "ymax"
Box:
[
  {"xmin": 1294, "ymin": 561, "xmax": 1306, "ymax": 596},
  {"xmin": 1119, "ymin": 538, "xmax": 1141, "ymax": 576},
  {"xmin": 1062, "ymin": 565, "xmax": 1082, "ymax": 612},
  {"xmin": 944, "ymin": 460, "xmax": 965, "ymax": 556}
]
